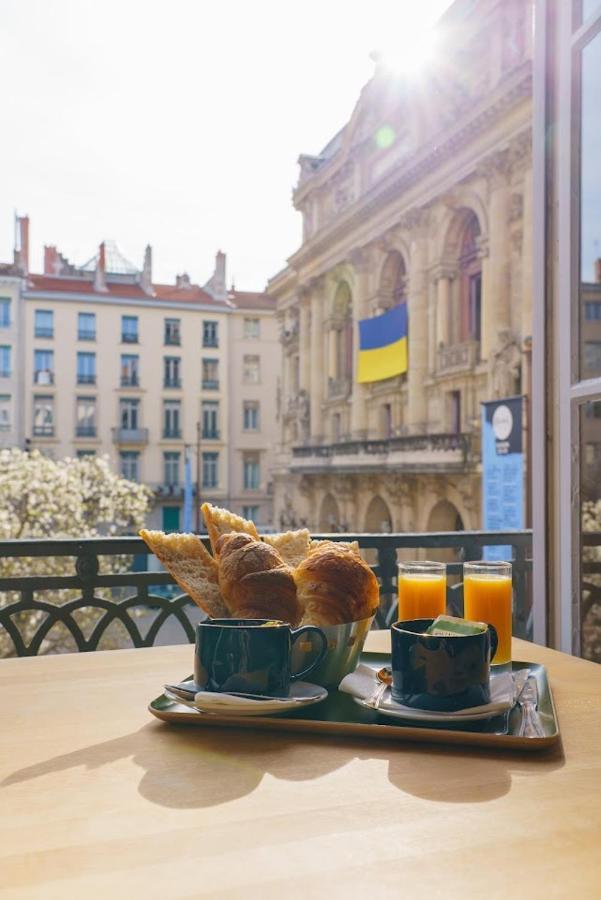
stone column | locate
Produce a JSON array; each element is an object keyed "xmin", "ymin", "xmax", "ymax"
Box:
[
  {"xmin": 406, "ymin": 214, "xmax": 429, "ymax": 433},
  {"xmin": 298, "ymin": 295, "xmax": 311, "ymax": 392},
  {"xmin": 328, "ymin": 329, "xmax": 337, "ymax": 380},
  {"xmin": 350, "ymin": 247, "xmax": 369, "ymax": 438},
  {"xmin": 436, "ymin": 273, "xmax": 451, "ymax": 349},
  {"xmin": 521, "ymin": 165, "xmax": 533, "ymax": 340},
  {"xmin": 481, "ymin": 151, "xmax": 511, "ymax": 360},
  {"xmin": 309, "ymin": 279, "xmax": 325, "ymax": 441}
]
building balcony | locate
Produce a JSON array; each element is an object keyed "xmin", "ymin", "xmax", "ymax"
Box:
[
  {"xmin": 77, "ymin": 374, "xmax": 96, "ymax": 385},
  {"xmin": 437, "ymin": 340, "xmax": 481, "ymax": 375},
  {"xmin": 202, "ymin": 430, "xmax": 220, "ymax": 440},
  {"xmin": 202, "ymin": 379, "xmax": 219, "ymax": 390},
  {"xmin": 164, "ymin": 335, "xmax": 181, "ymax": 346},
  {"xmin": 152, "ymin": 482, "xmax": 184, "ymax": 497},
  {"xmin": 121, "ymin": 333, "xmax": 138, "ymax": 344},
  {"xmin": 162, "ymin": 429, "xmax": 182, "ymax": 439},
  {"xmin": 121, "ymin": 375, "xmax": 139, "ymax": 387},
  {"xmin": 78, "ymin": 329, "xmax": 96, "ymax": 341},
  {"xmin": 34, "ymin": 327, "xmax": 54, "ymax": 339},
  {"xmin": 112, "ymin": 427, "xmax": 149, "ymax": 445},
  {"xmin": 32, "ymin": 425, "xmax": 54, "ymax": 437},
  {"xmin": 202, "ymin": 338, "xmax": 219, "ymax": 349},
  {"xmin": 76, "ymin": 426, "xmax": 96, "ymax": 438},
  {"xmin": 34, "ymin": 370, "xmax": 54, "ymax": 385},
  {"xmin": 164, "ymin": 377, "xmax": 182, "ymax": 389},
  {"xmin": 328, "ymin": 375, "xmax": 351, "ymax": 400},
  {"xmin": 290, "ymin": 433, "xmax": 472, "ymax": 474}
]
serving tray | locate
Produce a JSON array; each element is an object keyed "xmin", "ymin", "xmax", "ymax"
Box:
[{"xmin": 148, "ymin": 652, "xmax": 560, "ymax": 752}]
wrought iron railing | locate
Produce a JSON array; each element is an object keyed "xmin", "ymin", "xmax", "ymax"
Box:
[{"xmin": 0, "ymin": 530, "xmax": 532, "ymax": 657}]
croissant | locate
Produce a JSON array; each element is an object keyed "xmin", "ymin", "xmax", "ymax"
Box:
[
  {"xmin": 216, "ymin": 532, "xmax": 302, "ymax": 626},
  {"xmin": 294, "ymin": 542, "xmax": 379, "ymax": 626}
]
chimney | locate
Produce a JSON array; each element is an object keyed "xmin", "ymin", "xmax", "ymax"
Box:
[
  {"xmin": 203, "ymin": 250, "xmax": 227, "ymax": 301},
  {"xmin": 175, "ymin": 272, "xmax": 191, "ymax": 289},
  {"xmin": 44, "ymin": 246, "xmax": 59, "ymax": 275},
  {"xmin": 93, "ymin": 242, "xmax": 108, "ymax": 293},
  {"xmin": 141, "ymin": 244, "xmax": 154, "ymax": 295},
  {"xmin": 13, "ymin": 214, "xmax": 30, "ymax": 274},
  {"xmin": 595, "ymin": 258, "xmax": 601, "ymax": 284}
]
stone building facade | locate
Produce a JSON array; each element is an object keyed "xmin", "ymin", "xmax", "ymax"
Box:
[{"xmin": 268, "ymin": 0, "xmax": 533, "ymax": 535}]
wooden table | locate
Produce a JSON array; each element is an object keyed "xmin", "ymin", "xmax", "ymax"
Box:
[{"xmin": 1, "ymin": 634, "xmax": 601, "ymax": 899}]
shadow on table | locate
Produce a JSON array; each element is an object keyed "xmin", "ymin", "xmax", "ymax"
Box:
[{"xmin": 2, "ymin": 720, "xmax": 564, "ymax": 809}]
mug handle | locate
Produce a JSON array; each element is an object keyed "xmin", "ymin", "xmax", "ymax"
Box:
[
  {"xmin": 488, "ymin": 624, "xmax": 499, "ymax": 662},
  {"xmin": 290, "ymin": 625, "xmax": 328, "ymax": 681}
]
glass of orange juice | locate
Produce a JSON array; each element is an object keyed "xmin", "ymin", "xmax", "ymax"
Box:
[
  {"xmin": 397, "ymin": 561, "xmax": 446, "ymax": 621},
  {"xmin": 463, "ymin": 561, "xmax": 512, "ymax": 667}
]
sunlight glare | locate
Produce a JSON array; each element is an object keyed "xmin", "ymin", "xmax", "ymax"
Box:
[{"xmin": 376, "ymin": 27, "xmax": 438, "ymax": 79}]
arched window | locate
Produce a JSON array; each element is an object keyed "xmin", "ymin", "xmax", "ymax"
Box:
[
  {"xmin": 378, "ymin": 251, "xmax": 407, "ymax": 311},
  {"xmin": 458, "ymin": 215, "xmax": 482, "ymax": 343}
]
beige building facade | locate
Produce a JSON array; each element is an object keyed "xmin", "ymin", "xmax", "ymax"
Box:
[
  {"xmin": 268, "ymin": 0, "xmax": 533, "ymax": 535},
  {"xmin": 1, "ymin": 227, "xmax": 278, "ymax": 530}
]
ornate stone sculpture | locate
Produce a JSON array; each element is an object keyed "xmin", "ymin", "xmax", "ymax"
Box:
[
  {"xmin": 490, "ymin": 330, "xmax": 522, "ymax": 398},
  {"xmin": 297, "ymin": 389, "xmax": 310, "ymax": 441}
]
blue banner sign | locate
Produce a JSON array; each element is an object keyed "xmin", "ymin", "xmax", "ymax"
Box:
[{"xmin": 481, "ymin": 396, "xmax": 524, "ymax": 561}]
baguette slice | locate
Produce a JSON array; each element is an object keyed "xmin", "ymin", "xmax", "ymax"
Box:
[
  {"xmin": 262, "ymin": 529, "xmax": 311, "ymax": 567},
  {"xmin": 309, "ymin": 538, "xmax": 360, "ymax": 555},
  {"xmin": 139, "ymin": 529, "xmax": 228, "ymax": 619},
  {"xmin": 201, "ymin": 502, "xmax": 259, "ymax": 556}
]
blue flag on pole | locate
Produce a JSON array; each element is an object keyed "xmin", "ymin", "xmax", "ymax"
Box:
[{"xmin": 183, "ymin": 447, "xmax": 193, "ymax": 532}]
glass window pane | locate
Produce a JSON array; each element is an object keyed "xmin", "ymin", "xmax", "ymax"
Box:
[
  {"xmin": 580, "ymin": 399, "xmax": 601, "ymax": 662},
  {"xmin": 579, "ymin": 30, "xmax": 601, "ymax": 378}
]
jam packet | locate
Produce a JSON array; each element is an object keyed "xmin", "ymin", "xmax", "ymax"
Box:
[{"xmin": 425, "ymin": 614, "xmax": 488, "ymax": 637}]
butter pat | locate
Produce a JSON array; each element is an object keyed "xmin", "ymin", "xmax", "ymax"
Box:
[{"xmin": 426, "ymin": 615, "xmax": 486, "ymax": 637}]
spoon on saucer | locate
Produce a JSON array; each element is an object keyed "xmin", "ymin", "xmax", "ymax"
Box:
[{"xmin": 363, "ymin": 667, "xmax": 392, "ymax": 709}]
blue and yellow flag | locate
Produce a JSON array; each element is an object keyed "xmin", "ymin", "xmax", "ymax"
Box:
[{"xmin": 357, "ymin": 303, "xmax": 408, "ymax": 383}]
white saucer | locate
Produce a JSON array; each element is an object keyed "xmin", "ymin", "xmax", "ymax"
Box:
[
  {"xmin": 352, "ymin": 672, "xmax": 515, "ymax": 724},
  {"xmin": 164, "ymin": 681, "xmax": 328, "ymax": 717}
]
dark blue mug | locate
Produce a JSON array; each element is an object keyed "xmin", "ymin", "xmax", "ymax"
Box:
[
  {"xmin": 391, "ymin": 618, "xmax": 499, "ymax": 712},
  {"xmin": 194, "ymin": 618, "xmax": 328, "ymax": 697}
]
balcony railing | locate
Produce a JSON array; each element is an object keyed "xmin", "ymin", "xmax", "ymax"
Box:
[
  {"xmin": 34, "ymin": 327, "xmax": 54, "ymax": 338},
  {"xmin": 202, "ymin": 430, "xmax": 220, "ymax": 440},
  {"xmin": 34, "ymin": 370, "xmax": 54, "ymax": 385},
  {"xmin": 153, "ymin": 483, "xmax": 183, "ymax": 496},
  {"xmin": 75, "ymin": 426, "xmax": 96, "ymax": 438},
  {"xmin": 121, "ymin": 333, "xmax": 138, "ymax": 344},
  {"xmin": 164, "ymin": 377, "xmax": 182, "ymax": 389},
  {"xmin": 164, "ymin": 334, "xmax": 181, "ymax": 346},
  {"xmin": 202, "ymin": 338, "xmax": 219, "ymax": 348},
  {"xmin": 291, "ymin": 433, "xmax": 472, "ymax": 473},
  {"xmin": 121, "ymin": 374, "xmax": 139, "ymax": 387},
  {"xmin": 202, "ymin": 379, "xmax": 219, "ymax": 390},
  {"xmin": 77, "ymin": 374, "xmax": 96, "ymax": 385},
  {"xmin": 32, "ymin": 425, "xmax": 54, "ymax": 437},
  {"xmin": 78, "ymin": 330, "xmax": 96, "ymax": 341},
  {"xmin": 162, "ymin": 429, "xmax": 182, "ymax": 439},
  {"xmin": 111, "ymin": 427, "xmax": 149, "ymax": 445},
  {"xmin": 437, "ymin": 340, "xmax": 481, "ymax": 374},
  {"xmin": 0, "ymin": 530, "xmax": 532, "ymax": 656}
]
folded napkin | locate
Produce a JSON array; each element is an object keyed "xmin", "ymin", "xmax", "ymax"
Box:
[{"xmin": 339, "ymin": 664, "xmax": 514, "ymax": 717}]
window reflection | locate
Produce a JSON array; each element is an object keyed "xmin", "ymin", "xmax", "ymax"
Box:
[
  {"xmin": 581, "ymin": 401, "xmax": 601, "ymax": 662},
  {"xmin": 580, "ymin": 31, "xmax": 601, "ymax": 378}
]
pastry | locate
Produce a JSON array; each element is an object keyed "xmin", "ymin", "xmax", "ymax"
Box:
[
  {"xmin": 216, "ymin": 532, "xmax": 302, "ymax": 626},
  {"xmin": 294, "ymin": 541, "xmax": 379, "ymax": 626}
]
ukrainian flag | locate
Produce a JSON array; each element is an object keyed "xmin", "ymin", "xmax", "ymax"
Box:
[{"xmin": 357, "ymin": 303, "xmax": 408, "ymax": 383}]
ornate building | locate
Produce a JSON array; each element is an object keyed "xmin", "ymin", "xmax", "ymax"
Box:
[{"xmin": 268, "ymin": 0, "xmax": 533, "ymax": 535}]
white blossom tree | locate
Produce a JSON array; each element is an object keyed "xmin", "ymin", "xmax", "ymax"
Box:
[
  {"xmin": 581, "ymin": 498, "xmax": 601, "ymax": 662},
  {"xmin": 0, "ymin": 449, "xmax": 152, "ymax": 656}
]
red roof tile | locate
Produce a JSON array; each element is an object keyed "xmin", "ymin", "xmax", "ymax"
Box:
[
  {"xmin": 25, "ymin": 274, "xmax": 227, "ymax": 308},
  {"xmin": 229, "ymin": 290, "xmax": 276, "ymax": 311}
]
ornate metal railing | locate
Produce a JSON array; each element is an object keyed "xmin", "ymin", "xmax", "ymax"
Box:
[{"xmin": 0, "ymin": 530, "xmax": 532, "ymax": 657}]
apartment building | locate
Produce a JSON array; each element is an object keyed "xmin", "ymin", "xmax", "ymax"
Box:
[
  {"xmin": 268, "ymin": 0, "xmax": 533, "ymax": 534},
  {"xmin": 1, "ymin": 219, "xmax": 278, "ymax": 530}
]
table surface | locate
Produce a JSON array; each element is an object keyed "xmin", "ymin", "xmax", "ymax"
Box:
[{"xmin": 1, "ymin": 634, "xmax": 601, "ymax": 900}]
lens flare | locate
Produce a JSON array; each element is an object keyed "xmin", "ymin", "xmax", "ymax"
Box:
[{"xmin": 375, "ymin": 125, "xmax": 395, "ymax": 150}]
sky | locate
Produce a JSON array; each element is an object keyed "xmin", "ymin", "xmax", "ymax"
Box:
[{"xmin": 0, "ymin": 0, "xmax": 452, "ymax": 290}]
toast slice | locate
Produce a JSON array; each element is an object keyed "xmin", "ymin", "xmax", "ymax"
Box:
[
  {"xmin": 309, "ymin": 538, "xmax": 360, "ymax": 555},
  {"xmin": 262, "ymin": 529, "xmax": 311, "ymax": 567},
  {"xmin": 139, "ymin": 529, "xmax": 228, "ymax": 619},
  {"xmin": 201, "ymin": 502, "xmax": 259, "ymax": 556}
]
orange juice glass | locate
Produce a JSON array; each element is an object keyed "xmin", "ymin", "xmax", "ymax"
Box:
[
  {"xmin": 463, "ymin": 561, "xmax": 512, "ymax": 666},
  {"xmin": 397, "ymin": 561, "xmax": 446, "ymax": 621}
]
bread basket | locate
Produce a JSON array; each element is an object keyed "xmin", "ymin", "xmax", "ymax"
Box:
[{"xmin": 290, "ymin": 614, "xmax": 376, "ymax": 689}]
